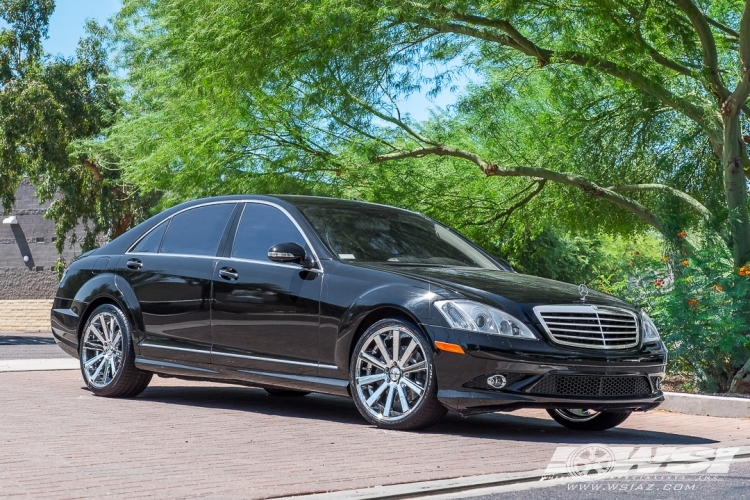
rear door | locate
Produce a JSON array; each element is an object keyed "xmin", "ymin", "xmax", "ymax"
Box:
[
  {"xmin": 119, "ymin": 202, "xmax": 237, "ymax": 365},
  {"xmin": 211, "ymin": 202, "xmax": 322, "ymax": 375}
]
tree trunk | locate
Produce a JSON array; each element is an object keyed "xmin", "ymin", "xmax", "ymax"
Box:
[
  {"xmin": 721, "ymin": 112, "xmax": 750, "ymax": 268},
  {"xmin": 724, "ymin": 114, "xmax": 750, "ymax": 394},
  {"xmin": 730, "ymin": 358, "xmax": 750, "ymax": 394}
]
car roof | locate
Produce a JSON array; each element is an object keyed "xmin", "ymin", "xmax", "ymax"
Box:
[{"xmin": 98, "ymin": 194, "xmax": 423, "ymax": 256}]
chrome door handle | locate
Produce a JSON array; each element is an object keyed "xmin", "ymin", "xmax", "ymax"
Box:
[
  {"xmin": 219, "ymin": 267, "xmax": 239, "ymax": 280},
  {"xmin": 126, "ymin": 259, "xmax": 143, "ymax": 270}
]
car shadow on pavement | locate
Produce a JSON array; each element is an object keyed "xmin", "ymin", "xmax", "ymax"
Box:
[
  {"xmin": 430, "ymin": 411, "xmax": 716, "ymax": 446},
  {"xmin": 133, "ymin": 383, "xmax": 716, "ymax": 446},
  {"xmin": 0, "ymin": 335, "xmax": 56, "ymax": 345}
]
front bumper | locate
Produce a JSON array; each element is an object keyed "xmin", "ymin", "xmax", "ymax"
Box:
[{"xmin": 423, "ymin": 324, "xmax": 667, "ymax": 416}]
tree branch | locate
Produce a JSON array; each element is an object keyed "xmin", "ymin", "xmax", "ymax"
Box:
[
  {"xmin": 346, "ymin": 91, "xmax": 439, "ymax": 146},
  {"xmin": 372, "ymin": 145, "xmax": 667, "ymax": 233},
  {"xmin": 472, "ymin": 179, "xmax": 547, "ymax": 227},
  {"xmin": 705, "ymin": 15, "xmax": 740, "ymax": 38},
  {"xmin": 621, "ymin": 0, "xmax": 696, "ymax": 77},
  {"xmin": 404, "ymin": 10, "xmax": 720, "ymax": 144},
  {"xmin": 608, "ymin": 183, "xmax": 713, "ymax": 220},
  {"xmin": 82, "ymin": 159, "xmax": 104, "ymax": 183},
  {"xmin": 672, "ymin": 0, "xmax": 731, "ymax": 101}
]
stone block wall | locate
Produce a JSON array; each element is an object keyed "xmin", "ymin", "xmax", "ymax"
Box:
[
  {"xmin": 0, "ymin": 268, "xmax": 58, "ymax": 300},
  {"xmin": 0, "ymin": 300, "xmax": 53, "ymax": 333},
  {"xmin": 1, "ymin": 178, "xmax": 86, "ymax": 300},
  {"xmin": 0, "ymin": 178, "xmax": 82, "ymax": 272}
]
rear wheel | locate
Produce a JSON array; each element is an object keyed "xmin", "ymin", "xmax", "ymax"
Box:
[
  {"xmin": 350, "ymin": 318, "xmax": 446, "ymax": 430},
  {"xmin": 79, "ymin": 304, "xmax": 152, "ymax": 398},
  {"xmin": 547, "ymin": 409, "xmax": 631, "ymax": 431},
  {"xmin": 264, "ymin": 388, "xmax": 310, "ymax": 397}
]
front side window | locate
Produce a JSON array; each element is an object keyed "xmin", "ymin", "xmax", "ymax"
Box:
[
  {"xmin": 160, "ymin": 203, "xmax": 235, "ymax": 256},
  {"xmin": 232, "ymin": 203, "xmax": 307, "ymax": 261}
]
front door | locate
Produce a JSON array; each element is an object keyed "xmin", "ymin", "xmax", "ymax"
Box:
[
  {"xmin": 119, "ymin": 202, "xmax": 236, "ymax": 365},
  {"xmin": 211, "ymin": 202, "xmax": 321, "ymax": 375}
]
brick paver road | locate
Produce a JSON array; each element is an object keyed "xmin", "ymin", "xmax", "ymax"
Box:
[{"xmin": 2, "ymin": 370, "xmax": 750, "ymax": 499}]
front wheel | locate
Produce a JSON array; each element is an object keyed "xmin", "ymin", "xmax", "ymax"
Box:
[
  {"xmin": 79, "ymin": 304, "xmax": 152, "ymax": 398},
  {"xmin": 547, "ymin": 409, "xmax": 632, "ymax": 431},
  {"xmin": 350, "ymin": 319, "xmax": 446, "ymax": 431}
]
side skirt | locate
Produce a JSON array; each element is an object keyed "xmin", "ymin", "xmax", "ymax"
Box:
[{"xmin": 134, "ymin": 357, "xmax": 351, "ymax": 398}]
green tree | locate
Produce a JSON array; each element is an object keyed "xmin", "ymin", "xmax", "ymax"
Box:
[
  {"xmin": 106, "ymin": 0, "xmax": 750, "ymax": 388},
  {"xmin": 0, "ymin": 1, "xmax": 151, "ymax": 259}
]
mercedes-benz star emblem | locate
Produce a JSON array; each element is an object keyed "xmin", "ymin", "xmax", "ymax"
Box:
[{"xmin": 578, "ymin": 284, "xmax": 589, "ymax": 302}]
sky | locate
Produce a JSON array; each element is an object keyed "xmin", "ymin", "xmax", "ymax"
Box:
[
  {"xmin": 38, "ymin": 0, "xmax": 468, "ymax": 122},
  {"xmin": 43, "ymin": 0, "xmax": 122, "ymax": 57}
]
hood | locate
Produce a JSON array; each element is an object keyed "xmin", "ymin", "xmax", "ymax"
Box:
[{"xmin": 357, "ymin": 264, "xmax": 634, "ymax": 310}]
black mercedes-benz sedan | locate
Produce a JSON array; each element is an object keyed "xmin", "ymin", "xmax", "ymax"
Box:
[{"xmin": 51, "ymin": 195, "xmax": 666, "ymax": 431}]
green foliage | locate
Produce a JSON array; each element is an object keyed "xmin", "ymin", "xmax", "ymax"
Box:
[
  {"xmin": 4, "ymin": 0, "xmax": 748, "ymax": 391},
  {"xmin": 598, "ymin": 236, "xmax": 750, "ymax": 393},
  {"xmin": 0, "ymin": 2, "xmax": 152, "ymax": 255}
]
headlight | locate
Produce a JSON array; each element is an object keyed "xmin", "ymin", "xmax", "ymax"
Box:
[
  {"xmin": 641, "ymin": 311, "xmax": 661, "ymax": 342},
  {"xmin": 434, "ymin": 300, "xmax": 537, "ymax": 340}
]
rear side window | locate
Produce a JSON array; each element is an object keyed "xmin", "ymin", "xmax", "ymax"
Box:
[
  {"xmin": 160, "ymin": 204, "xmax": 235, "ymax": 256},
  {"xmin": 131, "ymin": 221, "xmax": 168, "ymax": 253},
  {"xmin": 232, "ymin": 203, "xmax": 307, "ymax": 261}
]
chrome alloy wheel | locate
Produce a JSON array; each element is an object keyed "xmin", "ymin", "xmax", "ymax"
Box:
[
  {"xmin": 355, "ymin": 325, "xmax": 428, "ymax": 421},
  {"xmin": 553, "ymin": 409, "xmax": 601, "ymax": 422},
  {"xmin": 81, "ymin": 312, "xmax": 124, "ymax": 388}
]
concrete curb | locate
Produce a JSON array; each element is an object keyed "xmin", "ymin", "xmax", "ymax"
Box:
[
  {"xmin": 270, "ymin": 469, "xmax": 553, "ymax": 500},
  {"xmin": 661, "ymin": 391, "xmax": 750, "ymax": 418},
  {"xmin": 0, "ymin": 358, "xmax": 78, "ymax": 372}
]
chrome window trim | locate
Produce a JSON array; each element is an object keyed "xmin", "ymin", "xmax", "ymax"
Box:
[
  {"xmin": 123, "ymin": 251, "xmax": 322, "ymax": 273},
  {"xmin": 533, "ymin": 305, "xmax": 640, "ymax": 350},
  {"xmin": 225, "ymin": 256, "xmax": 324, "ymax": 273}
]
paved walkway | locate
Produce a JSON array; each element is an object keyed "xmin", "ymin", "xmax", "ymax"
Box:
[{"xmin": 2, "ymin": 370, "xmax": 750, "ymax": 499}]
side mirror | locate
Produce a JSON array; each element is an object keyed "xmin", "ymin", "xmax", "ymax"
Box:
[{"xmin": 267, "ymin": 242, "xmax": 311, "ymax": 267}]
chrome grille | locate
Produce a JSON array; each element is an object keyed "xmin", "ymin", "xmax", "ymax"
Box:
[{"xmin": 534, "ymin": 305, "xmax": 639, "ymax": 349}]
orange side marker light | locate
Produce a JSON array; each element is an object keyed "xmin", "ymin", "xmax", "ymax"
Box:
[{"xmin": 434, "ymin": 341, "xmax": 465, "ymax": 354}]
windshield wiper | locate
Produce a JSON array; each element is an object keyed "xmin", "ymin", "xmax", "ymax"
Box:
[{"xmin": 379, "ymin": 262, "xmax": 454, "ymax": 268}]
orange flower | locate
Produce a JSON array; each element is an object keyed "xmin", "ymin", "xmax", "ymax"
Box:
[
  {"xmin": 677, "ymin": 231, "xmax": 687, "ymax": 238},
  {"xmin": 681, "ymin": 260, "xmax": 689, "ymax": 266},
  {"xmin": 740, "ymin": 265, "xmax": 750, "ymax": 276},
  {"xmin": 712, "ymin": 284, "xmax": 723, "ymax": 292},
  {"xmin": 688, "ymin": 299, "xmax": 699, "ymax": 307},
  {"xmin": 661, "ymin": 256, "xmax": 670, "ymax": 262}
]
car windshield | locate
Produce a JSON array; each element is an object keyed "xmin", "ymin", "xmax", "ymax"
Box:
[{"xmin": 296, "ymin": 203, "xmax": 499, "ymax": 269}]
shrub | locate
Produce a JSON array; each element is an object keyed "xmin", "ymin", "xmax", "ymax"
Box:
[{"xmin": 596, "ymin": 238, "xmax": 750, "ymax": 393}]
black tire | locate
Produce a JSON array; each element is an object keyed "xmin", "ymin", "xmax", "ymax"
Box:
[
  {"xmin": 79, "ymin": 303, "xmax": 152, "ymax": 398},
  {"xmin": 350, "ymin": 318, "xmax": 447, "ymax": 431},
  {"xmin": 264, "ymin": 388, "xmax": 311, "ymax": 397},
  {"xmin": 546, "ymin": 409, "xmax": 632, "ymax": 431}
]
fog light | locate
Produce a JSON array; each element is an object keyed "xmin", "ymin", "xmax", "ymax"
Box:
[{"xmin": 487, "ymin": 374, "xmax": 507, "ymax": 389}]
